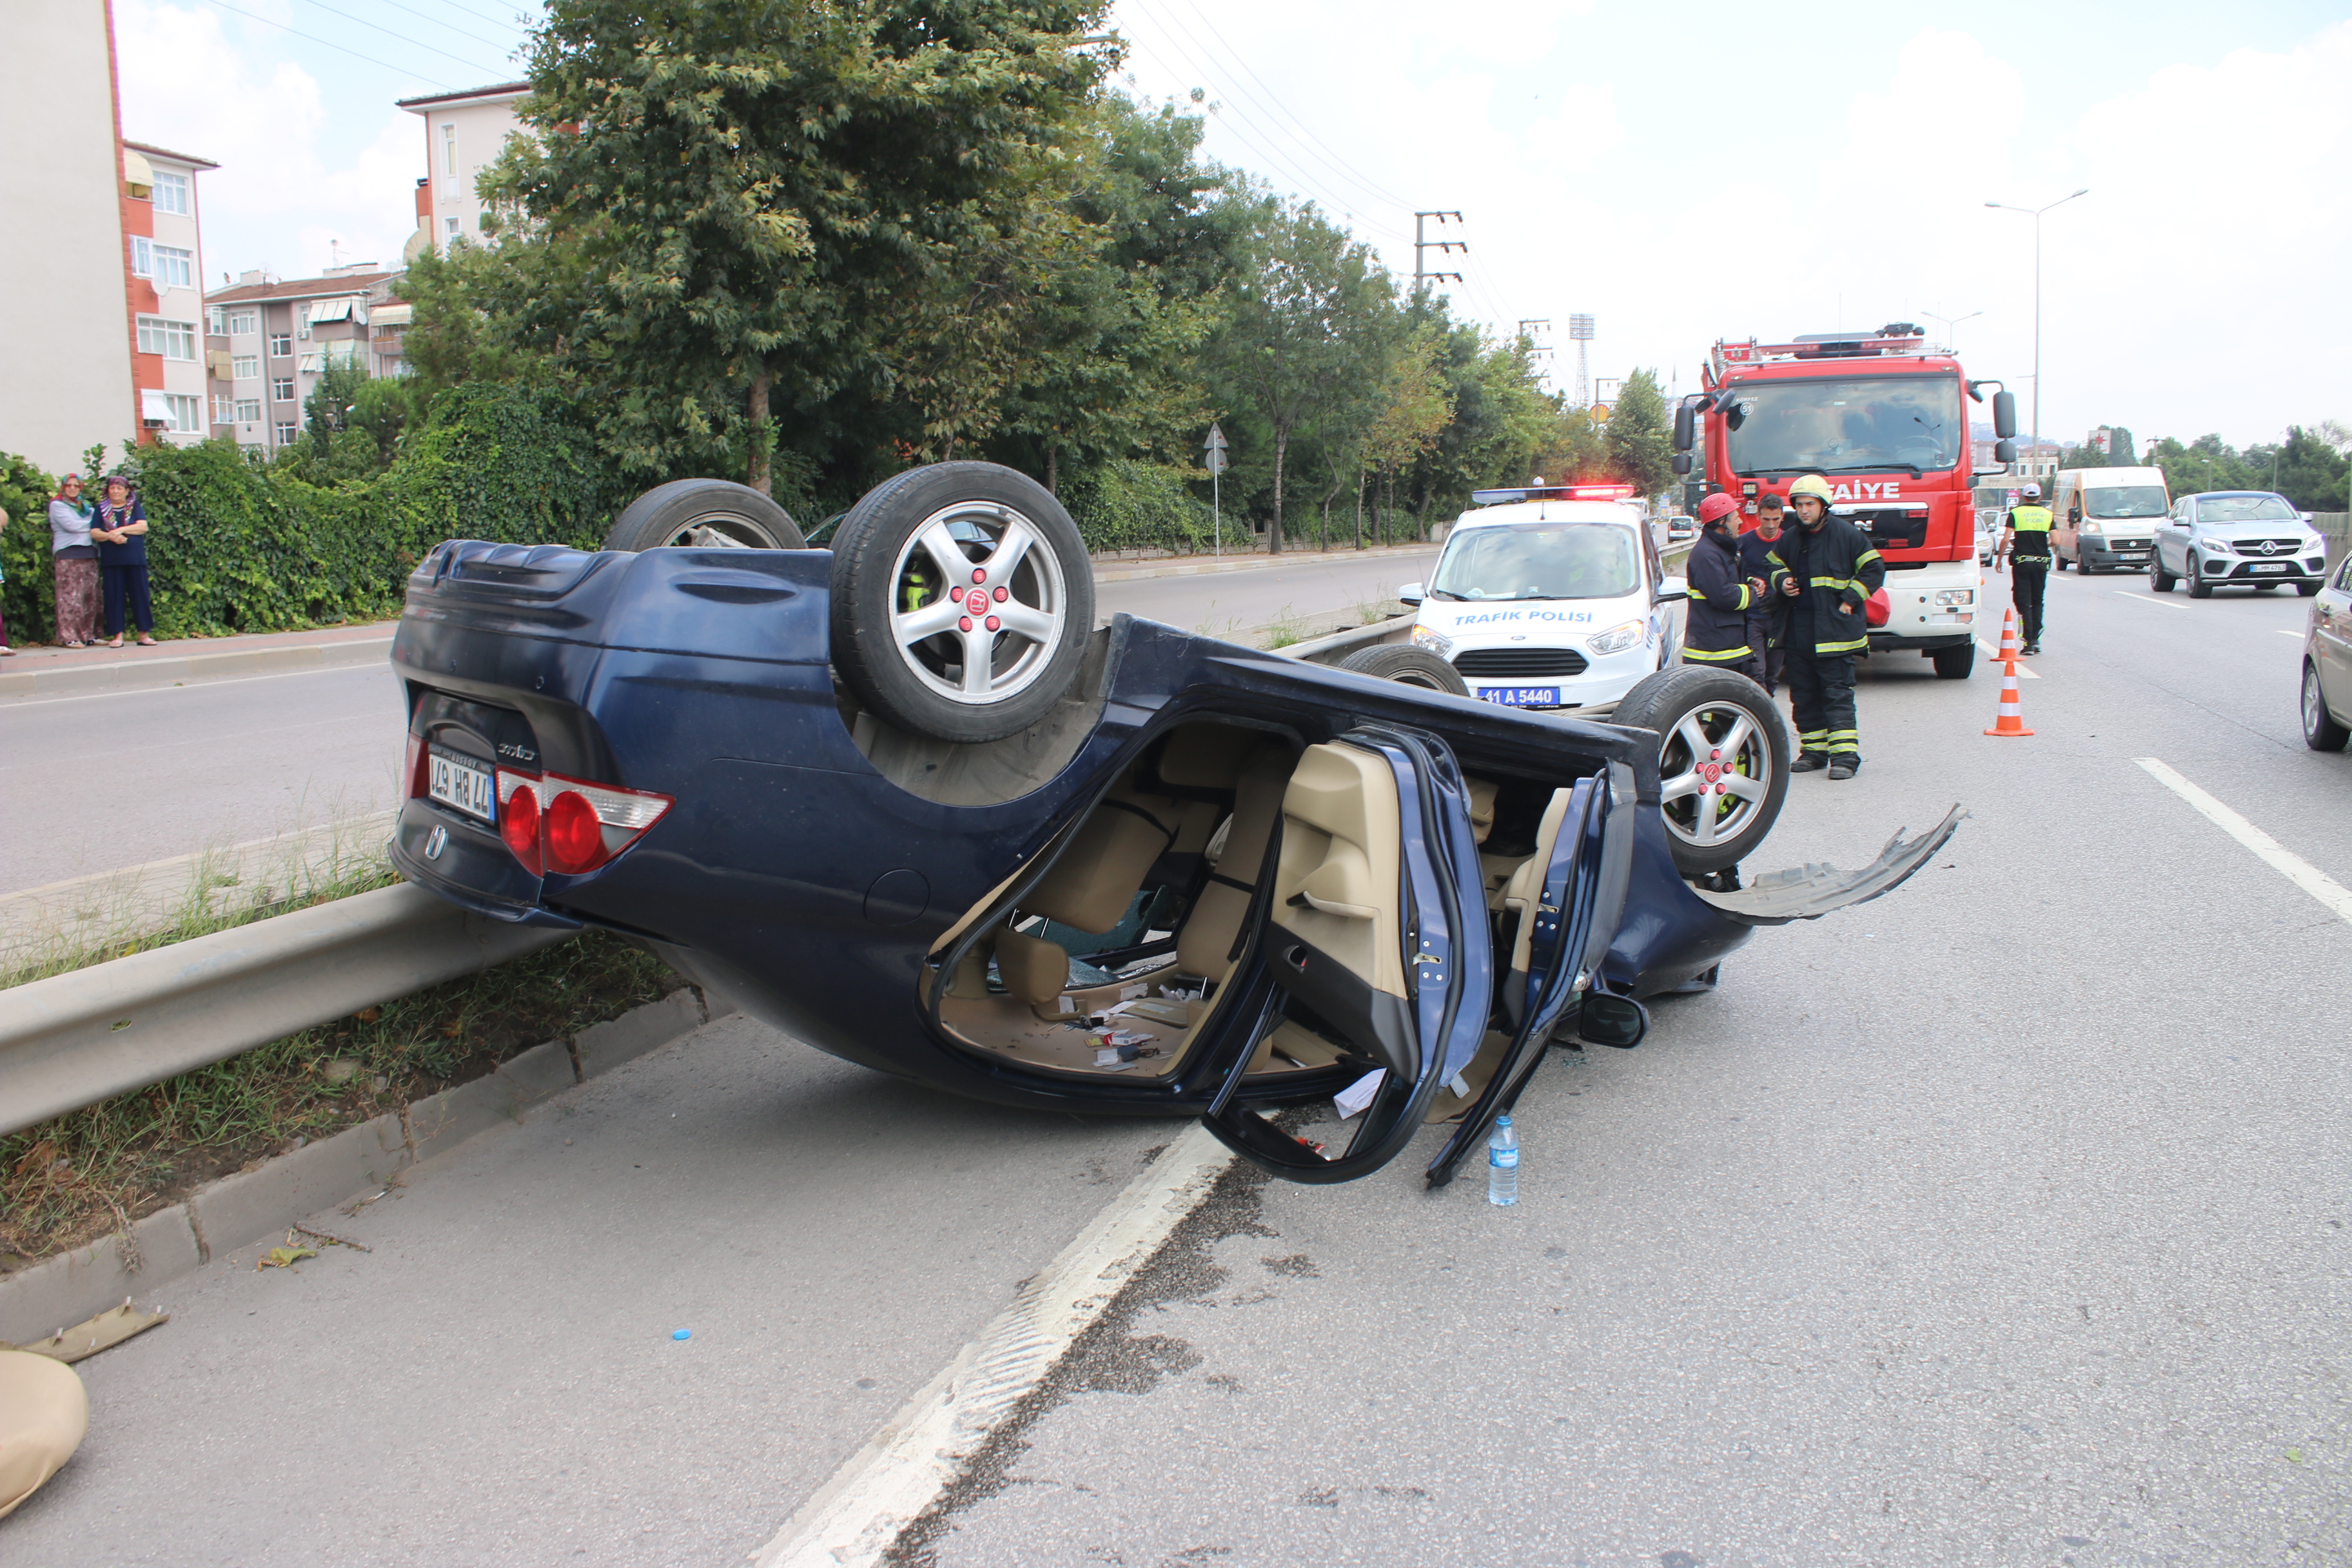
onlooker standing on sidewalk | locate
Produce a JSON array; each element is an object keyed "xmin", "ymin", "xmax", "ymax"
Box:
[
  {"xmin": 46, "ymin": 473, "xmax": 99, "ymax": 647},
  {"xmin": 90, "ymin": 475, "xmax": 156, "ymax": 648},
  {"xmin": 1738, "ymin": 493, "xmax": 1788, "ymax": 693}
]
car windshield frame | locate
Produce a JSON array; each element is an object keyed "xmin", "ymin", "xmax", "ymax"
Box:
[
  {"xmin": 1428, "ymin": 519, "xmax": 1643, "ymax": 602},
  {"xmin": 2081, "ymin": 485, "xmax": 2168, "ymax": 520},
  {"xmin": 2195, "ymin": 494, "xmax": 2298, "ymax": 524},
  {"xmin": 1721, "ymin": 373, "xmax": 1966, "ymax": 477}
]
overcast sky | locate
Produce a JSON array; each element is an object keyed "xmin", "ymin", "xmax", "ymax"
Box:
[{"xmin": 117, "ymin": 0, "xmax": 2349, "ymax": 452}]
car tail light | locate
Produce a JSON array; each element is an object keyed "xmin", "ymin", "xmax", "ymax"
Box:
[
  {"xmin": 404, "ymin": 733, "xmax": 429, "ymax": 798},
  {"xmin": 498, "ymin": 770, "xmax": 543, "ymax": 875},
  {"xmin": 491, "ymin": 768, "xmax": 672, "ymax": 877}
]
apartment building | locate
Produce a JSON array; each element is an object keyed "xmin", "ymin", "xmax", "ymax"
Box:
[
  {"xmin": 124, "ymin": 140, "xmax": 220, "ymax": 447},
  {"xmin": 0, "ymin": 2, "xmax": 216, "ymax": 475},
  {"xmin": 397, "ymin": 82, "xmax": 530, "ymax": 254},
  {"xmin": 202, "ymin": 267, "xmax": 397, "ymax": 458}
]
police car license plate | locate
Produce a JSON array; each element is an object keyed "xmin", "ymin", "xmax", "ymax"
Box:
[
  {"xmin": 2251, "ymin": 563, "xmax": 2289, "ymax": 573},
  {"xmin": 427, "ymin": 745, "xmax": 496, "ymax": 821},
  {"xmin": 1478, "ymin": 687, "xmax": 1560, "ymax": 708}
]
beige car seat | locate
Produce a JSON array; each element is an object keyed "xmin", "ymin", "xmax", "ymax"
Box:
[{"xmin": 0, "ymin": 1350, "xmax": 88, "ymax": 1520}]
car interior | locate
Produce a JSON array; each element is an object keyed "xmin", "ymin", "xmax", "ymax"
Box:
[{"xmin": 921, "ymin": 714, "xmax": 1591, "ymax": 1127}]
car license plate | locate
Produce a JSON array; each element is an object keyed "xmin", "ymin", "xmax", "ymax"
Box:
[
  {"xmin": 2251, "ymin": 563, "xmax": 2289, "ymax": 574},
  {"xmin": 1478, "ymin": 687, "xmax": 1560, "ymax": 708},
  {"xmin": 427, "ymin": 745, "xmax": 496, "ymax": 821}
]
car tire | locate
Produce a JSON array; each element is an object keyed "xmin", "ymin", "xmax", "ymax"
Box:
[
  {"xmin": 829, "ymin": 462, "xmax": 1094, "ymax": 745},
  {"xmin": 2150, "ymin": 557, "xmax": 2176, "ymax": 592},
  {"xmin": 603, "ymin": 478, "xmax": 805, "ymax": 552},
  {"xmin": 1609, "ymin": 667, "xmax": 1789, "ymax": 877},
  {"xmin": 2304, "ymin": 662, "xmax": 2350, "ymax": 752},
  {"xmin": 2297, "ymin": 582, "xmax": 2322, "ymax": 597},
  {"xmin": 2256, "ymin": 582, "xmax": 2278, "ymax": 592},
  {"xmin": 1338, "ymin": 644, "xmax": 1471, "ymax": 696},
  {"xmin": 1931, "ymin": 642, "xmax": 1975, "ymax": 680},
  {"xmin": 2188, "ymin": 560, "xmax": 2215, "ymax": 598}
]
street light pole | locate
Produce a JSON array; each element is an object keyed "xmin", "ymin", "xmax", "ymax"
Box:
[
  {"xmin": 1986, "ymin": 190, "xmax": 2088, "ymax": 484},
  {"xmin": 1920, "ymin": 308, "xmax": 1983, "ymax": 355}
]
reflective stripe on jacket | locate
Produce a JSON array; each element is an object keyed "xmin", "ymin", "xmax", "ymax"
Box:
[
  {"xmin": 1767, "ymin": 516, "xmax": 1886, "ymax": 656},
  {"xmin": 1681, "ymin": 528, "xmax": 1754, "ymax": 662}
]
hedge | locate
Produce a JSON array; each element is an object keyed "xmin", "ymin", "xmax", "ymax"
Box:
[
  {"xmin": 0, "ymin": 383, "xmax": 623, "ymax": 644},
  {"xmin": 1063, "ymin": 458, "xmax": 1219, "ymax": 554}
]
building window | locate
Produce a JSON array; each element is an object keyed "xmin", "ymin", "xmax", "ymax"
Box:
[
  {"xmin": 137, "ymin": 315, "xmax": 197, "ymax": 360},
  {"xmin": 445, "ymin": 216, "xmax": 460, "ymax": 239},
  {"xmin": 275, "ymin": 422, "xmax": 300, "ymax": 446},
  {"xmin": 162, "ymin": 393, "xmax": 203, "ymax": 433},
  {"xmin": 230, "ymin": 309, "xmax": 259, "ymax": 336},
  {"xmin": 153, "ymin": 171, "xmax": 191, "ymax": 215},
  {"xmin": 270, "ymin": 332, "xmax": 292, "ymax": 356},
  {"xmin": 131, "ymin": 236, "xmax": 151, "ymax": 276},
  {"xmin": 232, "ymin": 354, "xmax": 259, "ymax": 379},
  {"xmin": 135, "ymin": 242, "xmax": 194, "ymax": 289},
  {"xmin": 212, "ymin": 393, "xmax": 233, "ymax": 423},
  {"xmin": 442, "ymin": 123, "xmax": 458, "ymax": 177},
  {"xmin": 272, "ymin": 377, "xmax": 295, "ymax": 402},
  {"xmin": 235, "ymin": 397, "xmax": 262, "ymax": 422},
  {"xmin": 209, "ymin": 305, "xmax": 228, "ymax": 335}
]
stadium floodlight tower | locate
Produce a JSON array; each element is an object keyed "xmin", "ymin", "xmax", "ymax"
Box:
[{"xmin": 1568, "ymin": 314, "xmax": 1596, "ymax": 407}]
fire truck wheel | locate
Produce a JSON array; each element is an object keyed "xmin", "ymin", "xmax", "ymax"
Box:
[{"xmin": 1611, "ymin": 666, "xmax": 1790, "ymax": 877}]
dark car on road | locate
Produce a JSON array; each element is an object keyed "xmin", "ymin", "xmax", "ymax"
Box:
[
  {"xmin": 2151, "ymin": 491, "xmax": 2329, "ymax": 598},
  {"xmin": 389, "ymin": 465, "xmax": 1956, "ymax": 1188}
]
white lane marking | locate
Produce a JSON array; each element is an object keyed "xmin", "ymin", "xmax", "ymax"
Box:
[
  {"xmin": 2135, "ymin": 758, "xmax": 2352, "ymax": 926},
  {"xmin": 751, "ymin": 1124, "xmax": 1237, "ymax": 1568},
  {"xmin": 2, "ymin": 654, "xmax": 396, "ymax": 708},
  {"xmin": 1972, "ymin": 640, "xmax": 2040, "ymax": 677},
  {"xmin": 2113, "ymin": 591, "xmax": 2189, "ymax": 611}
]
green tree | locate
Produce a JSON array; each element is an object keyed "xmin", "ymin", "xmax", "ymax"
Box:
[
  {"xmin": 1356, "ymin": 329, "xmax": 1452, "ymax": 546},
  {"xmin": 2274, "ymin": 425, "xmax": 2351, "ymax": 512},
  {"xmin": 1604, "ymin": 369, "xmax": 1673, "ymax": 502},
  {"xmin": 482, "ymin": 0, "xmax": 1112, "ymax": 494}
]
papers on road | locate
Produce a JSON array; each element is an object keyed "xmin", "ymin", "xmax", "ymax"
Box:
[{"xmin": 1334, "ymin": 1068, "xmax": 1387, "ymax": 1120}]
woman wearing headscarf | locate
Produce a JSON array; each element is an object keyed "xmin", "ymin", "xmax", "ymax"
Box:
[
  {"xmin": 90, "ymin": 473, "xmax": 156, "ymax": 648},
  {"xmin": 47, "ymin": 473, "xmax": 99, "ymax": 647}
]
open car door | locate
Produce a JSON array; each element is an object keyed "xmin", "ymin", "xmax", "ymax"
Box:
[{"xmin": 1196, "ymin": 729, "xmax": 1493, "ymax": 1183}]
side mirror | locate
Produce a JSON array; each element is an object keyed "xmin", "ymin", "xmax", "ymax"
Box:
[
  {"xmin": 1991, "ymin": 390, "xmax": 2018, "ymax": 440},
  {"xmin": 1672, "ymin": 453, "xmax": 1692, "ymax": 475},
  {"xmin": 1672, "ymin": 400, "xmax": 1695, "ymax": 453},
  {"xmin": 1575, "ymin": 992, "xmax": 1649, "ymax": 1049},
  {"xmin": 1995, "ymin": 438, "xmax": 2017, "ymax": 464},
  {"xmin": 1398, "ymin": 582, "xmax": 1425, "ymax": 607},
  {"xmin": 1655, "ymin": 573, "xmax": 1687, "ymax": 602}
]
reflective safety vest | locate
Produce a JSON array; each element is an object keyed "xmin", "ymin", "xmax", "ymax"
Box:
[
  {"xmin": 1766, "ymin": 516, "xmax": 1886, "ymax": 656},
  {"xmin": 2008, "ymin": 505, "xmax": 2053, "ymax": 565},
  {"xmin": 1681, "ymin": 528, "xmax": 1756, "ymax": 662}
]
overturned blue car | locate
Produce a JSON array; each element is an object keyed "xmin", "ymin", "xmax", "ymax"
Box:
[{"xmin": 389, "ymin": 463, "xmax": 1957, "ymax": 1187}]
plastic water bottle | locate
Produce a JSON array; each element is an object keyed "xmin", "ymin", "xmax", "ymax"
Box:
[{"xmin": 1487, "ymin": 1115, "xmax": 1519, "ymax": 1206}]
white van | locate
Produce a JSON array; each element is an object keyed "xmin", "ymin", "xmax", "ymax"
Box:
[
  {"xmin": 1397, "ymin": 486, "xmax": 1687, "ymax": 714},
  {"xmin": 2050, "ymin": 466, "xmax": 2171, "ymax": 573}
]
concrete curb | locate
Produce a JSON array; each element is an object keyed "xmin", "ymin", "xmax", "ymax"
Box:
[
  {"xmin": 1092, "ymin": 544, "xmax": 1438, "ymax": 584},
  {"xmin": 0, "ymin": 985, "xmax": 736, "ymax": 1344},
  {"xmin": 0, "ymin": 635, "xmax": 394, "ymax": 703}
]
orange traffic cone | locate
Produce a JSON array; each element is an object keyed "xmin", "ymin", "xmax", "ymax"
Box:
[
  {"xmin": 1993, "ymin": 606, "xmax": 2021, "ymax": 665},
  {"xmin": 1983, "ymin": 660, "xmax": 2034, "ymax": 737}
]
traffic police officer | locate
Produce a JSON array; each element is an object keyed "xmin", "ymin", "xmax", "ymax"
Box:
[
  {"xmin": 1680, "ymin": 492, "xmax": 1767, "ymax": 683},
  {"xmin": 1769, "ymin": 474, "xmax": 1885, "ymax": 779},
  {"xmin": 2000, "ymin": 482, "xmax": 2053, "ymax": 654}
]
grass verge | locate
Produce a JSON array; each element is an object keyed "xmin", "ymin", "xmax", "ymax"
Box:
[{"xmin": 0, "ymin": 929, "xmax": 679, "ymax": 1273}]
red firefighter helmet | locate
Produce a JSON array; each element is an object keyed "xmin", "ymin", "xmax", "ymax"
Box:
[{"xmin": 1696, "ymin": 493, "xmax": 1740, "ymax": 525}]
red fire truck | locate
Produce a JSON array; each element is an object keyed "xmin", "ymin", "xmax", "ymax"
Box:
[{"xmin": 1670, "ymin": 324, "xmax": 2018, "ymax": 681}]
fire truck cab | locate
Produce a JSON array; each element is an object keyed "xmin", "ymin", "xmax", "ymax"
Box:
[{"xmin": 1671, "ymin": 326, "xmax": 2018, "ymax": 681}]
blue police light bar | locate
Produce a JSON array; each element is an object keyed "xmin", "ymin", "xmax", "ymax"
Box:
[{"xmin": 1470, "ymin": 484, "xmax": 1638, "ymax": 506}]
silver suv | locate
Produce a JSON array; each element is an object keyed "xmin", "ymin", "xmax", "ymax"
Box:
[{"xmin": 2150, "ymin": 491, "xmax": 2329, "ymax": 598}]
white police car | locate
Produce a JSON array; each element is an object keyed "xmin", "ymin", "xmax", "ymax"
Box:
[{"xmin": 1398, "ymin": 485, "xmax": 1688, "ymax": 714}]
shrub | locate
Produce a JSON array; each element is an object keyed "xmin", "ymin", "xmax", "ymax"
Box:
[
  {"xmin": 1063, "ymin": 458, "xmax": 1219, "ymax": 554},
  {"xmin": 0, "ymin": 451, "xmax": 59, "ymax": 643}
]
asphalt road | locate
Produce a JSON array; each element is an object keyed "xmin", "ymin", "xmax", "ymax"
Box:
[
  {"xmin": 0, "ymin": 552, "xmax": 1428, "ymax": 897},
  {"xmin": 10, "ymin": 566, "xmax": 2347, "ymax": 1567}
]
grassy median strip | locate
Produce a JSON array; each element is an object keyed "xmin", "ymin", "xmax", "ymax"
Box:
[{"xmin": 0, "ymin": 929, "xmax": 679, "ymax": 1273}]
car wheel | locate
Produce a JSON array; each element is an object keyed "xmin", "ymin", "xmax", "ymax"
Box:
[
  {"xmin": 2256, "ymin": 582, "xmax": 2278, "ymax": 592},
  {"xmin": 2150, "ymin": 556, "xmax": 2176, "ymax": 592},
  {"xmin": 1931, "ymin": 642, "xmax": 1975, "ymax": 680},
  {"xmin": 2188, "ymin": 559, "xmax": 2215, "ymax": 598},
  {"xmin": 1338, "ymin": 644, "xmax": 1471, "ymax": 696},
  {"xmin": 829, "ymin": 462, "xmax": 1095, "ymax": 745},
  {"xmin": 1609, "ymin": 667, "xmax": 1789, "ymax": 877},
  {"xmin": 603, "ymin": 478, "xmax": 805, "ymax": 551},
  {"xmin": 2297, "ymin": 582, "xmax": 2322, "ymax": 597},
  {"xmin": 2304, "ymin": 662, "xmax": 2351, "ymax": 751}
]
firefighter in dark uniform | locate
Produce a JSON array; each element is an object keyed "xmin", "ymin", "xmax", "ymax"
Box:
[
  {"xmin": 2001, "ymin": 482, "xmax": 2053, "ymax": 654},
  {"xmin": 1738, "ymin": 493, "xmax": 1788, "ymax": 692},
  {"xmin": 1680, "ymin": 492, "xmax": 1767, "ymax": 683},
  {"xmin": 1769, "ymin": 474, "xmax": 1885, "ymax": 779}
]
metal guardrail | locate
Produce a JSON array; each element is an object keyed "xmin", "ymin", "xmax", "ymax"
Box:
[{"xmin": 0, "ymin": 883, "xmax": 570, "ymax": 1138}]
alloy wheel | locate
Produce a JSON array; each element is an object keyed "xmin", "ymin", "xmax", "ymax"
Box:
[
  {"xmin": 1656, "ymin": 705, "xmax": 1772, "ymax": 852},
  {"xmin": 885, "ymin": 501, "xmax": 1071, "ymax": 707}
]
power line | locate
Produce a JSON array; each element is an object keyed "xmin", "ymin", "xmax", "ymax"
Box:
[
  {"xmin": 373, "ymin": 0, "xmax": 516, "ymax": 53},
  {"xmin": 202, "ymin": 0, "xmax": 455, "ymax": 90},
  {"xmin": 300, "ymin": 0, "xmax": 511, "ymax": 75},
  {"xmin": 412, "ymin": 0, "xmax": 539, "ymax": 30},
  {"xmin": 1155, "ymin": 0, "xmax": 1418, "ymax": 216}
]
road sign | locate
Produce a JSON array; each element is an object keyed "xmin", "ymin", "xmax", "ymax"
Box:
[
  {"xmin": 1206, "ymin": 424, "xmax": 1227, "ymax": 553},
  {"xmin": 1204, "ymin": 423, "xmax": 1228, "ymax": 476}
]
